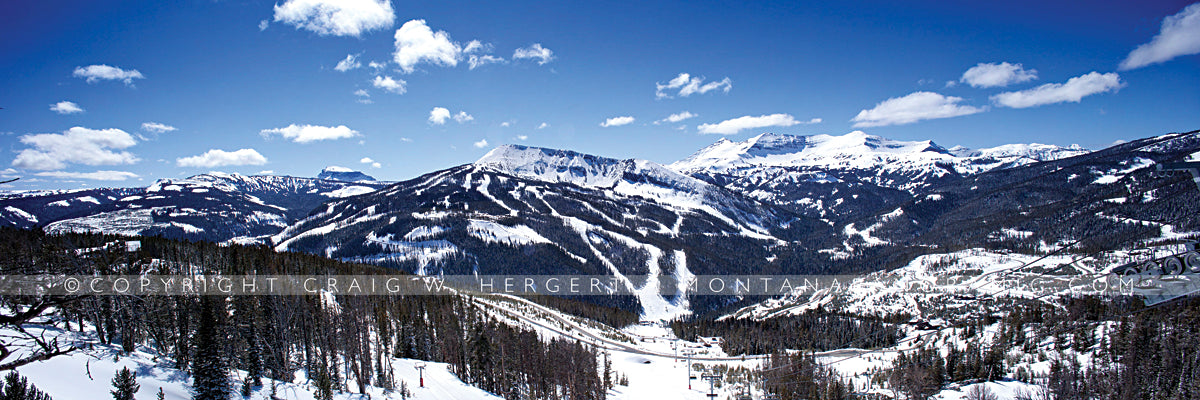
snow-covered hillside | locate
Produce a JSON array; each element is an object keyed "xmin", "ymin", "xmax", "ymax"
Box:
[{"xmin": 0, "ymin": 171, "xmax": 388, "ymax": 244}]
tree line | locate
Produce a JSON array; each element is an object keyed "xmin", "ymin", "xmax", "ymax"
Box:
[{"xmin": 0, "ymin": 227, "xmax": 607, "ymax": 399}]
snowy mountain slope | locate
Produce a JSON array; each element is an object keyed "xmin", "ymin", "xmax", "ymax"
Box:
[
  {"xmin": 670, "ymin": 131, "xmax": 1090, "ymax": 221},
  {"xmin": 0, "ymin": 187, "xmax": 139, "ymax": 229},
  {"xmin": 476, "ymin": 144, "xmax": 784, "ymax": 236},
  {"xmin": 0, "ymin": 171, "xmax": 389, "ymax": 243},
  {"xmin": 272, "ymin": 159, "xmax": 833, "ymax": 315},
  {"xmin": 856, "ymin": 130, "xmax": 1200, "ymax": 256}
]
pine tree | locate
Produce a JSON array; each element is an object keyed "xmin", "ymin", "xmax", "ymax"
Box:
[
  {"xmin": 0, "ymin": 372, "xmax": 52, "ymax": 400},
  {"xmin": 192, "ymin": 296, "xmax": 230, "ymax": 400},
  {"xmin": 313, "ymin": 361, "xmax": 333, "ymax": 400},
  {"xmin": 157, "ymin": 388, "xmax": 165, "ymax": 400},
  {"xmin": 111, "ymin": 367, "xmax": 140, "ymax": 400}
]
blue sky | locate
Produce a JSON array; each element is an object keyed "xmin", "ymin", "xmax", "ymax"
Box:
[{"xmin": 2, "ymin": 0, "xmax": 1198, "ymax": 189}]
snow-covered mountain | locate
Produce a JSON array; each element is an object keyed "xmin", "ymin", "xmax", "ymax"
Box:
[
  {"xmin": 317, "ymin": 165, "xmax": 377, "ymax": 182},
  {"xmin": 0, "ymin": 170, "xmax": 389, "ymax": 243},
  {"xmin": 476, "ymin": 145, "xmax": 787, "ymax": 235},
  {"xmin": 271, "ymin": 148, "xmax": 841, "ymax": 316},
  {"xmin": 670, "ymin": 131, "xmax": 1090, "ymax": 221}
]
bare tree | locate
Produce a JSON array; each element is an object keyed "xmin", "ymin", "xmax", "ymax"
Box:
[
  {"xmin": 0, "ymin": 297, "xmax": 81, "ymax": 371},
  {"xmin": 966, "ymin": 384, "xmax": 999, "ymax": 400}
]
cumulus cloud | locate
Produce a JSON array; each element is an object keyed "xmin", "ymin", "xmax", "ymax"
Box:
[
  {"xmin": 50, "ymin": 101, "xmax": 83, "ymax": 114},
  {"xmin": 141, "ymin": 122, "xmax": 177, "ymax": 133},
  {"xmin": 260, "ymin": 124, "xmax": 360, "ymax": 143},
  {"xmin": 960, "ymin": 62, "xmax": 1038, "ymax": 88},
  {"xmin": 516, "ymin": 135, "xmax": 529, "ymax": 140},
  {"xmin": 500, "ymin": 121, "xmax": 512, "ymax": 127},
  {"xmin": 259, "ymin": 20, "xmax": 269, "ymax": 31},
  {"xmin": 273, "ymin": 0, "xmax": 394, "ymax": 37},
  {"xmin": 453, "ymin": 111, "xmax": 474, "ymax": 123},
  {"xmin": 428, "ymin": 107, "xmax": 451, "ymax": 124},
  {"xmin": 360, "ymin": 157, "xmax": 381, "ymax": 168},
  {"xmin": 990, "ymin": 72, "xmax": 1123, "ymax": 108},
  {"xmin": 600, "ymin": 116, "xmax": 635, "ymax": 127},
  {"xmin": 393, "ymin": 19, "xmax": 462, "ymax": 73},
  {"xmin": 536, "ymin": 123, "xmax": 548, "ymax": 129},
  {"xmin": 655, "ymin": 111, "xmax": 697, "ymax": 125},
  {"xmin": 73, "ymin": 65, "xmax": 144, "ymax": 85},
  {"xmin": 851, "ymin": 92, "xmax": 986, "ymax": 128},
  {"xmin": 367, "ymin": 61, "xmax": 386, "ymax": 70},
  {"xmin": 12, "ymin": 127, "xmax": 139, "ymax": 170},
  {"xmin": 371, "ymin": 75, "xmax": 406, "ymax": 94},
  {"xmin": 697, "ymin": 114, "xmax": 806, "ymax": 135},
  {"xmin": 655, "ymin": 73, "xmax": 732, "ymax": 99},
  {"xmin": 35, "ymin": 170, "xmax": 138, "ymax": 181},
  {"xmin": 1121, "ymin": 3, "xmax": 1200, "ymax": 70},
  {"xmin": 513, "ymin": 43, "xmax": 554, "ymax": 65},
  {"xmin": 335, "ymin": 54, "xmax": 362, "ymax": 71},
  {"xmin": 473, "ymin": 139, "xmax": 489, "ymax": 148},
  {"xmin": 177, "ymin": 149, "xmax": 268, "ymax": 168}
]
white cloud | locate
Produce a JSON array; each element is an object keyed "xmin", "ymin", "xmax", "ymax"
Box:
[
  {"xmin": 697, "ymin": 113, "xmax": 804, "ymax": 135},
  {"xmin": 655, "ymin": 111, "xmax": 696, "ymax": 124},
  {"xmin": 35, "ymin": 170, "xmax": 138, "ymax": 181},
  {"xmin": 429, "ymin": 107, "xmax": 451, "ymax": 124},
  {"xmin": 463, "ymin": 40, "xmax": 488, "ymax": 54},
  {"xmin": 73, "ymin": 65, "xmax": 144, "ymax": 85},
  {"xmin": 990, "ymin": 72, "xmax": 1123, "ymax": 109},
  {"xmin": 400, "ymin": 137, "xmax": 413, "ymax": 142},
  {"xmin": 367, "ymin": 61, "xmax": 386, "ymax": 70},
  {"xmin": 50, "ymin": 101, "xmax": 83, "ymax": 114},
  {"xmin": 177, "ymin": 149, "xmax": 268, "ymax": 168},
  {"xmin": 959, "ymin": 62, "xmax": 1038, "ymax": 88},
  {"xmin": 360, "ymin": 157, "xmax": 382, "ymax": 168},
  {"xmin": 536, "ymin": 122, "xmax": 548, "ymax": 129},
  {"xmin": 141, "ymin": 122, "xmax": 177, "ymax": 133},
  {"xmin": 500, "ymin": 121, "xmax": 512, "ymax": 127},
  {"xmin": 655, "ymin": 73, "xmax": 732, "ymax": 99},
  {"xmin": 468, "ymin": 55, "xmax": 506, "ymax": 70},
  {"xmin": 600, "ymin": 116, "xmax": 635, "ymax": 127},
  {"xmin": 513, "ymin": 43, "xmax": 554, "ymax": 65},
  {"xmin": 354, "ymin": 89, "xmax": 370, "ymax": 97},
  {"xmin": 272, "ymin": 0, "xmax": 394, "ymax": 37},
  {"xmin": 473, "ymin": 139, "xmax": 489, "ymax": 148},
  {"xmin": 335, "ymin": 54, "xmax": 362, "ymax": 72},
  {"xmin": 12, "ymin": 127, "xmax": 139, "ymax": 170},
  {"xmin": 453, "ymin": 111, "xmax": 474, "ymax": 123},
  {"xmin": 260, "ymin": 124, "xmax": 360, "ymax": 143},
  {"xmin": 1121, "ymin": 4, "xmax": 1200, "ymax": 70},
  {"xmin": 393, "ymin": 19, "xmax": 462, "ymax": 73},
  {"xmin": 851, "ymin": 92, "xmax": 986, "ymax": 128},
  {"xmin": 371, "ymin": 75, "xmax": 406, "ymax": 94},
  {"xmin": 257, "ymin": 170, "xmax": 275, "ymax": 175},
  {"xmin": 259, "ymin": 20, "xmax": 269, "ymax": 31},
  {"xmin": 516, "ymin": 135, "xmax": 529, "ymax": 141}
]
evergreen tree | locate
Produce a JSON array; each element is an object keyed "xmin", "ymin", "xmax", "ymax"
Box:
[
  {"xmin": 157, "ymin": 388, "xmax": 164, "ymax": 400},
  {"xmin": 192, "ymin": 296, "xmax": 230, "ymax": 400},
  {"xmin": 110, "ymin": 367, "xmax": 140, "ymax": 400},
  {"xmin": 0, "ymin": 372, "xmax": 52, "ymax": 400}
]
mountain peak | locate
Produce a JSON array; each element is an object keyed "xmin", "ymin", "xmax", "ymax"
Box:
[
  {"xmin": 670, "ymin": 131, "xmax": 953, "ymax": 174},
  {"xmin": 317, "ymin": 166, "xmax": 376, "ymax": 182},
  {"xmin": 475, "ymin": 144, "xmax": 636, "ymax": 188}
]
